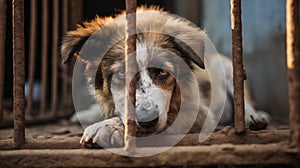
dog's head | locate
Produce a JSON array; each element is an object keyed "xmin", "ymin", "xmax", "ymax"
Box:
[{"xmin": 62, "ymin": 7, "xmax": 206, "ymax": 136}]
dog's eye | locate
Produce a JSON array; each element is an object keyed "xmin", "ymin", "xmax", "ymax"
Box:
[
  {"xmin": 116, "ymin": 70, "xmax": 125, "ymax": 78},
  {"xmin": 159, "ymin": 70, "xmax": 170, "ymax": 78}
]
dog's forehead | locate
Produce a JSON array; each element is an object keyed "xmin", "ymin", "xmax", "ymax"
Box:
[
  {"xmin": 105, "ymin": 33, "xmax": 177, "ymax": 72},
  {"xmin": 136, "ymin": 42, "xmax": 151, "ymax": 68},
  {"xmin": 136, "ymin": 41, "xmax": 173, "ymax": 69}
]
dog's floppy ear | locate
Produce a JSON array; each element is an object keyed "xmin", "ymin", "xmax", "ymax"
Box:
[
  {"xmin": 61, "ymin": 33, "xmax": 90, "ymax": 64},
  {"xmin": 61, "ymin": 17, "xmax": 106, "ymax": 64},
  {"xmin": 172, "ymin": 37, "xmax": 205, "ymax": 69}
]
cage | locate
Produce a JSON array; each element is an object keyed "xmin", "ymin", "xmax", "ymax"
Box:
[{"xmin": 0, "ymin": 0, "xmax": 299, "ymax": 167}]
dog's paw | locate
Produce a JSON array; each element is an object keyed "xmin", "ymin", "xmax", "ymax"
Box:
[
  {"xmin": 80, "ymin": 117, "xmax": 124, "ymax": 148},
  {"xmin": 246, "ymin": 111, "xmax": 269, "ymax": 130}
]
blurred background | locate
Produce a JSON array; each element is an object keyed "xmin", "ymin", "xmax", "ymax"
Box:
[{"xmin": 0, "ymin": 0, "xmax": 289, "ymax": 127}]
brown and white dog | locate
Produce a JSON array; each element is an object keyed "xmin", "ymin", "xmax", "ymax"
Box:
[{"xmin": 62, "ymin": 7, "xmax": 268, "ymax": 148}]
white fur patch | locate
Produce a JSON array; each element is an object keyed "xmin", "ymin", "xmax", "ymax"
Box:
[
  {"xmin": 136, "ymin": 69, "xmax": 172, "ymax": 134},
  {"xmin": 110, "ymin": 42, "xmax": 173, "ymax": 134}
]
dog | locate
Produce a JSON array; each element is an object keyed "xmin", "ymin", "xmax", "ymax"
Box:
[{"xmin": 61, "ymin": 6, "xmax": 268, "ymax": 148}]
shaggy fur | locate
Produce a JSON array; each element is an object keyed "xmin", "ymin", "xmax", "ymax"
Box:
[{"xmin": 62, "ymin": 6, "xmax": 268, "ymax": 148}]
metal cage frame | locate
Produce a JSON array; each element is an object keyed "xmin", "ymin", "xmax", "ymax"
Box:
[{"xmin": 0, "ymin": 0, "xmax": 299, "ymax": 166}]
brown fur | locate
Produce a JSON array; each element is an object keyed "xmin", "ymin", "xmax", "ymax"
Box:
[{"xmin": 62, "ymin": 6, "xmax": 268, "ymax": 148}]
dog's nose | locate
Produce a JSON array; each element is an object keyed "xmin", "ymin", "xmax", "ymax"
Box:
[{"xmin": 136, "ymin": 106, "xmax": 159, "ymax": 128}]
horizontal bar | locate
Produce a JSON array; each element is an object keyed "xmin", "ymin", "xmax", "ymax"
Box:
[
  {"xmin": 0, "ymin": 128, "xmax": 290, "ymax": 150},
  {"xmin": 0, "ymin": 108, "xmax": 74, "ymax": 128},
  {"xmin": 0, "ymin": 143, "xmax": 298, "ymax": 167}
]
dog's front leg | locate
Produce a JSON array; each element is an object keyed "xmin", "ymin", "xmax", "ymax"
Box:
[{"xmin": 80, "ymin": 117, "xmax": 124, "ymax": 148}]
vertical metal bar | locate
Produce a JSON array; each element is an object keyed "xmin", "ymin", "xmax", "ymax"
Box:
[
  {"xmin": 230, "ymin": 0, "xmax": 246, "ymax": 133},
  {"xmin": 12, "ymin": 0, "xmax": 25, "ymax": 147},
  {"xmin": 286, "ymin": 0, "xmax": 300, "ymax": 149},
  {"xmin": 69, "ymin": 0, "xmax": 83, "ymax": 30},
  {"xmin": 40, "ymin": 0, "xmax": 48, "ymax": 114},
  {"xmin": 66, "ymin": 0, "xmax": 83, "ymax": 108},
  {"xmin": 124, "ymin": 0, "xmax": 137, "ymax": 152},
  {"xmin": 62, "ymin": 0, "xmax": 68, "ymax": 38},
  {"xmin": 51, "ymin": 0, "xmax": 59, "ymax": 114},
  {"xmin": 26, "ymin": 0, "xmax": 37, "ymax": 115},
  {"xmin": 61, "ymin": 0, "xmax": 68, "ymax": 110},
  {"xmin": 0, "ymin": 0, "xmax": 7, "ymax": 121}
]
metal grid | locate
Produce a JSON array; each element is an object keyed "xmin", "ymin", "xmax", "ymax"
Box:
[
  {"xmin": 0, "ymin": 0, "xmax": 299, "ymax": 165},
  {"xmin": 122, "ymin": 0, "xmax": 300, "ymax": 152},
  {"xmin": 0, "ymin": 0, "xmax": 81, "ymax": 128}
]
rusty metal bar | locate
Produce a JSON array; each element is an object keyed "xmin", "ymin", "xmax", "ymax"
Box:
[
  {"xmin": 1, "ymin": 144, "xmax": 300, "ymax": 166},
  {"xmin": 51, "ymin": 0, "xmax": 59, "ymax": 114},
  {"xmin": 40, "ymin": 0, "xmax": 48, "ymax": 114},
  {"xmin": 12, "ymin": 0, "xmax": 25, "ymax": 147},
  {"xmin": 62, "ymin": 0, "xmax": 68, "ymax": 34},
  {"xmin": 1, "ymin": 143, "xmax": 300, "ymax": 166},
  {"xmin": 230, "ymin": 0, "xmax": 246, "ymax": 133},
  {"xmin": 67, "ymin": 0, "xmax": 83, "ymax": 108},
  {"xmin": 26, "ymin": 0, "xmax": 37, "ymax": 116},
  {"xmin": 124, "ymin": 0, "xmax": 137, "ymax": 152},
  {"xmin": 69, "ymin": 0, "xmax": 83, "ymax": 31},
  {"xmin": 61, "ymin": 0, "xmax": 69, "ymax": 110},
  {"xmin": 0, "ymin": 129, "xmax": 290, "ymax": 150},
  {"xmin": 0, "ymin": 0, "xmax": 7, "ymax": 121},
  {"xmin": 286, "ymin": 0, "xmax": 300, "ymax": 149}
]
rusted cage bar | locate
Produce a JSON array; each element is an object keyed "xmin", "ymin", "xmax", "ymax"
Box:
[
  {"xmin": 0, "ymin": 0, "xmax": 7, "ymax": 121},
  {"xmin": 0, "ymin": 0, "xmax": 79, "ymax": 128},
  {"xmin": 12, "ymin": 0, "xmax": 25, "ymax": 147},
  {"xmin": 124, "ymin": 0, "xmax": 137, "ymax": 151},
  {"xmin": 61, "ymin": 0, "xmax": 69, "ymax": 111},
  {"xmin": 26, "ymin": 0, "xmax": 37, "ymax": 116},
  {"xmin": 69, "ymin": 0, "xmax": 83, "ymax": 27},
  {"xmin": 1, "ymin": 1, "xmax": 300, "ymax": 167},
  {"xmin": 40, "ymin": 0, "xmax": 49, "ymax": 114},
  {"xmin": 66, "ymin": 0, "xmax": 83, "ymax": 108},
  {"xmin": 51, "ymin": 0, "xmax": 59, "ymax": 115},
  {"xmin": 230, "ymin": 0, "xmax": 246, "ymax": 133},
  {"xmin": 286, "ymin": 0, "xmax": 300, "ymax": 149}
]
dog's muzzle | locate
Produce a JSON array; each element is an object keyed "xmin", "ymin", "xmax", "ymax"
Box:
[{"xmin": 136, "ymin": 99, "xmax": 159, "ymax": 128}]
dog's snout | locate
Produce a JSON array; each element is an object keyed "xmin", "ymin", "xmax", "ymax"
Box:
[{"xmin": 136, "ymin": 106, "xmax": 159, "ymax": 128}]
